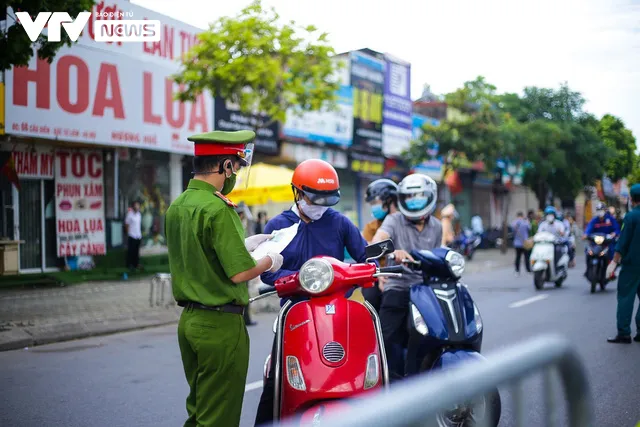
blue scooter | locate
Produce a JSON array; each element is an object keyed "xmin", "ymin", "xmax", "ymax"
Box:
[{"xmin": 391, "ymin": 247, "xmax": 501, "ymax": 427}]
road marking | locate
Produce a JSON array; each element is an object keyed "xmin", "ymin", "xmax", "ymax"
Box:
[
  {"xmin": 245, "ymin": 380, "xmax": 263, "ymax": 392},
  {"xmin": 508, "ymin": 294, "xmax": 549, "ymax": 308}
]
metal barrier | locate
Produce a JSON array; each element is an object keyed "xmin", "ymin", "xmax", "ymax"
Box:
[
  {"xmin": 149, "ymin": 273, "xmax": 173, "ymax": 308},
  {"xmin": 277, "ymin": 334, "xmax": 593, "ymax": 427}
]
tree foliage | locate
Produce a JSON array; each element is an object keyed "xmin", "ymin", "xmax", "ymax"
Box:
[
  {"xmin": 0, "ymin": 0, "xmax": 96, "ymax": 71},
  {"xmin": 173, "ymin": 0, "xmax": 339, "ymax": 125},
  {"xmin": 583, "ymin": 114, "xmax": 637, "ymax": 181},
  {"xmin": 407, "ymin": 77, "xmax": 633, "ymax": 209}
]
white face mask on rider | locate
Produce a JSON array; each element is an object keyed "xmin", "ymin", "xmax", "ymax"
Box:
[
  {"xmin": 546, "ymin": 214, "xmax": 555, "ymax": 223},
  {"xmin": 298, "ymin": 199, "xmax": 328, "ymax": 221},
  {"xmin": 597, "ymin": 210, "xmax": 605, "ymax": 218}
]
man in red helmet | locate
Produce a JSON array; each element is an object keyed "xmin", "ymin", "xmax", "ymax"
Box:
[{"xmin": 254, "ymin": 158, "xmax": 370, "ymax": 425}]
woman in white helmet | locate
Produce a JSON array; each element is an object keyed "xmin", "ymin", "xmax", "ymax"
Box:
[{"xmin": 372, "ymin": 173, "xmax": 443, "ymax": 380}]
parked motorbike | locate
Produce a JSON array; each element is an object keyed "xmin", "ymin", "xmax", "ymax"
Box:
[
  {"xmin": 390, "ymin": 247, "xmax": 501, "ymax": 427},
  {"xmin": 530, "ymin": 231, "xmax": 570, "ymax": 290},
  {"xmin": 451, "ymin": 228, "xmax": 482, "ymax": 261},
  {"xmin": 585, "ymin": 232, "xmax": 617, "ymax": 293},
  {"xmin": 250, "ymin": 240, "xmax": 402, "ymax": 424}
]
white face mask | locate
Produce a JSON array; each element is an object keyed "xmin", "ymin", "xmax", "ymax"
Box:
[
  {"xmin": 546, "ymin": 214, "xmax": 555, "ymax": 223},
  {"xmin": 597, "ymin": 210, "xmax": 605, "ymax": 218},
  {"xmin": 298, "ymin": 199, "xmax": 328, "ymax": 221}
]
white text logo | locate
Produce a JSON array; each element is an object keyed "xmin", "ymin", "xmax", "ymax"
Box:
[
  {"xmin": 95, "ymin": 20, "xmax": 161, "ymax": 42},
  {"xmin": 317, "ymin": 178, "xmax": 336, "ymax": 184},
  {"xmin": 15, "ymin": 11, "xmax": 91, "ymax": 42}
]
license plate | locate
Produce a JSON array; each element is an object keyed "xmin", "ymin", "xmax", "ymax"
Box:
[{"xmin": 592, "ymin": 259, "xmax": 598, "ymax": 265}]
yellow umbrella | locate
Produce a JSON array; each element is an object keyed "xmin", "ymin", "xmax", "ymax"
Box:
[{"xmin": 229, "ymin": 163, "xmax": 295, "ymax": 206}]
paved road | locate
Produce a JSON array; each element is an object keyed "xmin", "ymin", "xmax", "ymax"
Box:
[{"xmin": 1, "ymin": 260, "xmax": 639, "ymax": 427}]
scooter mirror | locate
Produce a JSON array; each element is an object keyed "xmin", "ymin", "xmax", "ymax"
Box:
[{"xmin": 365, "ymin": 239, "xmax": 395, "ymax": 262}]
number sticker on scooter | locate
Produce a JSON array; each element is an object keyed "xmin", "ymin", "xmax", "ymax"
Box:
[
  {"xmin": 592, "ymin": 259, "xmax": 598, "ymax": 264},
  {"xmin": 325, "ymin": 304, "xmax": 336, "ymax": 315}
]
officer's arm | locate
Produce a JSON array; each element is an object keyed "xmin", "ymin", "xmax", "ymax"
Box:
[
  {"xmin": 209, "ymin": 208, "xmax": 274, "ymax": 284},
  {"xmin": 585, "ymin": 219, "xmax": 594, "ymax": 235},
  {"xmin": 614, "ymin": 216, "xmax": 635, "ymax": 261}
]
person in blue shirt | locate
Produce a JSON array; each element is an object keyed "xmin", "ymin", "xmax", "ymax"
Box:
[
  {"xmin": 254, "ymin": 158, "xmax": 368, "ymax": 425},
  {"xmin": 583, "ymin": 201, "xmax": 620, "ymax": 276}
]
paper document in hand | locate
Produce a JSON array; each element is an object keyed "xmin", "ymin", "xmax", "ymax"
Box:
[{"xmin": 251, "ymin": 222, "xmax": 300, "ymax": 260}]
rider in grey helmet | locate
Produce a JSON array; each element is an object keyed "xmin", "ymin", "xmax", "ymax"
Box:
[{"xmin": 372, "ymin": 174, "xmax": 443, "ymax": 380}]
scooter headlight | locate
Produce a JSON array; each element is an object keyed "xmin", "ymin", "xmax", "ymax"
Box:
[
  {"xmin": 593, "ymin": 235, "xmax": 605, "ymax": 245},
  {"xmin": 299, "ymin": 259, "xmax": 334, "ymax": 294},
  {"xmin": 473, "ymin": 303, "xmax": 483, "ymax": 333},
  {"xmin": 364, "ymin": 354, "xmax": 379, "ymax": 389},
  {"xmin": 445, "ymin": 251, "xmax": 466, "ymax": 278},
  {"xmin": 410, "ymin": 303, "xmax": 429, "ymax": 336}
]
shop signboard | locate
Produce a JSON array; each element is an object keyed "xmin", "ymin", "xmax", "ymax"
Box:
[
  {"xmin": 350, "ymin": 50, "xmax": 385, "ymax": 153},
  {"xmin": 0, "ymin": 143, "xmax": 55, "ymax": 179},
  {"xmin": 214, "ymin": 97, "xmax": 279, "ymax": 155},
  {"xmin": 55, "ymin": 150, "xmax": 106, "ymax": 257},
  {"xmin": 283, "ymin": 85, "xmax": 353, "ymax": 147},
  {"xmin": 280, "ymin": 142, "xmax": 348, "ymax": 169},
  {"xmin": 411, "ymin": 114, "xmax": 444, "ymax": 181},
  {"xmin": 4, "ymin": 0, "xmax": 213, "ymax": 155},
  {"xmin": 382, "ymin": 54, "xmax": 412, "ymax": 157},
  {"xmin": 349, "ymin": 152, "xmax": 385, "ymax": 178}
]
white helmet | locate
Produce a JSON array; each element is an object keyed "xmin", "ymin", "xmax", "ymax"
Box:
[{"xmin": 397, "ymin": 174, "xmax": 438, "ymax": 221}]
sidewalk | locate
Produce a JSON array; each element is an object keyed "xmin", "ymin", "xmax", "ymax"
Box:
[{"xmin": 0, "ymin": 249, "xmax": 515, "ymax": 351}]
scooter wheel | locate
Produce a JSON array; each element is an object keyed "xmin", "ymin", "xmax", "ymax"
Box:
[{"xmin": 534, "ymin": 271, "xmax": 544, "ymax": 290}]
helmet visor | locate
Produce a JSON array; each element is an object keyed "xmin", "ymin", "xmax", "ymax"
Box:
[
  {"xmin": 301, "ymin": 185, "xmax": 341, "ymax": 207},
  {"xmin": 399, "ymin": 192, "xmax": 435, "ymax": 213},
  {"xmin": 233, "ymin": 142, "xmax": 254, "ymax": 191}
]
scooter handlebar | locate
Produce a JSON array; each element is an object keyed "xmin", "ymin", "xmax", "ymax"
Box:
[
  {"xmin": 379, "ymin": 265, "xmax": 405, "ymax": 274},
  {"xmin": 258, "ymin": 284, "xmax": 276, "ymax": 295}
]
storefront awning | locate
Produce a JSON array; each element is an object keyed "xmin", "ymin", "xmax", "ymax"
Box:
[{"xmin": 228, "ymin": 163, "xmax": 294, "ymax": 206}]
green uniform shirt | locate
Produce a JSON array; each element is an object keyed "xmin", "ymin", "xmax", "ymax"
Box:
[
  {"xmin": 166, "ymin": 179, "xmax": 257, "ymax": 306},
  {"xmin": 615, "ymin": 205, "xmax": 640, "ymax": 270}
]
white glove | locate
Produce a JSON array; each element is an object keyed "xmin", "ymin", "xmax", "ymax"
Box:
[
  {"xmin": 606, "ymin": 261, "xmax": 617, "ymax": 279},
  {"xmin": 266, "ymin": 252, "xmax": 284, "ymax": 272},
  {"xmin": 245, "ymin": 234, "xmax": 273, "ymax": 252}
]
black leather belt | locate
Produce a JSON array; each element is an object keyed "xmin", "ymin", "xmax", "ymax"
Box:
[{"xmin": 177, "ymin": 301, "xmax": 245, "ymax": 315}]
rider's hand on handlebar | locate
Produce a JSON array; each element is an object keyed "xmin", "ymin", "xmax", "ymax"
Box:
[{"xmin": 392, "ymin": 249, "xmax": 415, "ymax": 264}]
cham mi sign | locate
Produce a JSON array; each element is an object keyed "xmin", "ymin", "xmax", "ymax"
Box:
[{"xmin": 15, "ymin": 11, "xmax": 161, "ymax": 42}]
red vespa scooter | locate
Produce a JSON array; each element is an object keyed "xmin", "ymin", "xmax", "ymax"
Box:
[{"xmin": 251, "ymin": 240, "xmax": 402, "ymax": 425}]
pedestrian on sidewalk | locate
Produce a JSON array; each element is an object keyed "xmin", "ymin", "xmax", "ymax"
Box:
[
  {"xmin": 166, "ymin": 130, "xmax": 284, "ymax": 427},
  {"xmin": 512, "ymin": 211, "xmax": 531, "ymax": 276},
  {"xmin": 125, "ymin": 201, "xmax": 142, "ymax": 270},
  {"xmin": 605, "ymin": 183, "xmax": 640, "ymax": 344}
]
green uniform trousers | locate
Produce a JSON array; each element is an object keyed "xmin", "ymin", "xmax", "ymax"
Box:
[
  {"xmin": 616, "ymin": 267, "xmax": 640, "ymax": 337},
  {"xmin": 178, "ymin": 306, "xmax": 250, "ymax": 427}
]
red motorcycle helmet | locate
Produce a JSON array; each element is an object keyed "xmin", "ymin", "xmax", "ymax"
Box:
[{"xmin": 291, "ymin": 159, "xmax": 341, "ymax": 206}]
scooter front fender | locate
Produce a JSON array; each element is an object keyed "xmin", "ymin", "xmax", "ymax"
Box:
[
  {"xmin": 532, "ymin": 261, "xmax": 548, "ymax": 272},
  {"xmin": 432, "ymin": 349, "xmax": 485, "ymax": 370}
]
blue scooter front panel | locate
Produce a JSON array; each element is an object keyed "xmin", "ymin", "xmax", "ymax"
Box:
[{"xmin": 432, "ymin": 348, "xmax": 486, "ymax": 370}]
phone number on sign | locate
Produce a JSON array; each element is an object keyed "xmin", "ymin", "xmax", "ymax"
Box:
[{"xmin": 12, "ymin": 122, "xmax": 98, "ymax": 139}]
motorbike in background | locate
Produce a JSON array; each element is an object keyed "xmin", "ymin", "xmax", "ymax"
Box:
[
  {"xmin": 390, "ymin": 247, "xmax": 501, "ymax": 427},
  {"xmin": 530, "ymin": 231, "xmax": 570, "ymax": 290},
  {"xmin": 585, "ymin": 232, "xmax": 617, "ymax": 293},
  {"xmin": 451, "ymin": 228, "xmax": 482, "ymax": 261},
  {"xmin": 251, "ymin": 240, "xmax": 402, "ymax": 425}
]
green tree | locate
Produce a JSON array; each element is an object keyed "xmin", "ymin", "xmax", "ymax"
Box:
[
  {"xmin": 583, "ymin": 114, "xmax": 637, "ymax": 182},
  {"xmin": 0, "ymin": 1, "xmax": 96, "ymax": 71},
  {"xmin": 173, "ymin": 0, "xmax": 339, "ymax": 126},
  {"xmin": 497, "ymin": 84, "xmax": 611, "ymax": 208}
]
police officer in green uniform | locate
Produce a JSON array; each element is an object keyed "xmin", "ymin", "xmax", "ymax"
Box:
[
  {"xmin": 606, "ymin": 183, "xmax": 640, "ymax": 344},
  {"xmin": 165, "ymin": 130, "xmax": 284, "ymax": 426}
]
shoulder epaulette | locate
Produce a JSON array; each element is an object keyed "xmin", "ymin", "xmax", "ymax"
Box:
[{"xmin": 214, "ymin": 191, "xmax": 238, "ymax": 208}]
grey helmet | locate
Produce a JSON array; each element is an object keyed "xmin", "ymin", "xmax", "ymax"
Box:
[{"xmin": 397, "ymin": 174, "xmax": 438, "ymax": 221}]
